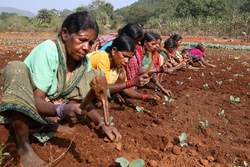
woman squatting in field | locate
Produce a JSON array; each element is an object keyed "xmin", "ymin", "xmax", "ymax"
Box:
[{"xmin": 0, "ymin": 11, "xmax": 121, "ymax": 167}]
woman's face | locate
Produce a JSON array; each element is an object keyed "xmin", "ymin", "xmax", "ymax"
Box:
[
  {"xmin": 145, "ymin": 40, "xmax": 158, "ymax": 52},
  {"xmin": 176, "ymin": 39, "xmax": 182, "ymax": 47},
  {"xmin": 112, "ymin": 49, "xmax": 134, "ymax": 68},
  {"xmin": 62, "ymin": 28, "xmax": 97, "ymax": 62}
]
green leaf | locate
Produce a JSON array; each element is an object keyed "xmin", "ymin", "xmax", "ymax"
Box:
[
  {"xmin": 229, "ymin": 95, "xmax": 240, "ymax": 104},
  {"xmin": 129, "ymin": 159, "xmax": 145, "ymax": 167},
  {"xmin": 179, "ymin": 132, "xmax": 188, "ymax": 147},
  {"xmin": 135, "ymin": 106, "xmax": 144, "ymax": 112},
  {"xmin": 199, "ymin": 120, "xmax": 209, "ymax": 128},
  {"xmin": 203, "ymin": 83, "xmax": 209, "ymax": 90},
  {"xmin": 33, "ymin": 132, "xmax": 55, "ymax": 144},
  {"xmin": 115, "ymin": 157, "xmax": 129, "ymax": 167}
]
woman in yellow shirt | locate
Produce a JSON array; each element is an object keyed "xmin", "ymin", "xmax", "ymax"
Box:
[{"xmin": 89, "ymin": 35, "xmax": 150, "ymax": 94}]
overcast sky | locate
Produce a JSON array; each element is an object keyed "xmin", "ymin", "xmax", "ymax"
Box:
[{"xmin": 1, "ymin": 0, "xmax": 137, "ymax": 14}]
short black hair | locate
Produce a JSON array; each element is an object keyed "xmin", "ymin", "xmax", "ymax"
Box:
[
  {"xmin": 164, "ymin": 38, "xmax": 176, "ymax": 49},
  {"xmin": 107, "ymin": 35, "xmax": 135, "ymax": 52},
  {"xmin": 118, "ymin": 23, "xmax": 144, "ymax": 41}
]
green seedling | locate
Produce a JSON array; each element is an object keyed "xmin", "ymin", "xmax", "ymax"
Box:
[
  {"xmin": 0, "ymin": 144, "xmax": 10, "ymax": 166},
  {"xmin": 188, "ymin": 76, "xmax": 192, "ymax": 80},
  {"xmin": 247, "ymin": 83, "xmax": 250, "ymax": 89},
  {"xmin": 179, "ymin": 132, "xmax": 188, "ymax": 147},
  {"xmin": 199, "ymin": 120, "xmax": 209, "ymax": 129},
  {"xmin": 203, "ymin": 83, "xmax": 209, "ymax": 90},
  {"xmin": 216, "ymin": 81, "xmax": 223, "ymax": 85},
  {"xmin": 115, "ymin": 157, "xmax": 145, "ymax": 167},
  {"xmin": 247, "ymin": 68, "xmax": 250, "ymax": 72},
  {"xmin": 233, "ymin": 74, "xmax": 244, "ymax": 77},
  {"xmin": 164, "ymin": 95, "xmax": 174, "ymax": 104},
  {"xmin": 218, "ymin": 108, "xmax": 225, "ymax": 117},
  {"xmin": 227, "ymin": 79, "xmax": 233, "ymax": 82},
  {"xmin": 226, "ymin": 67, "xmax": 232, "ymax": 71},
  {"xmin": 33, "ymin": 132, "xmax": 55, "ymax": 144},
  {"xmin": 229, "ymin": 95, "xmax": 241, "ymax": 104},
  {"xmin": 201, "ymin": 73, "xmax": 205, "ymax": 77},
  {"xmin": 135, "ymin": 106, "xmax": 144, "ymax": 112},
  {"xmin": 176, "ymin": 81, "xmax": 184, "ymax": 85}
]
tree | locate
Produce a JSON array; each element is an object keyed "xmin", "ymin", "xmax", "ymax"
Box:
[{"xmin": 36, "ymin": 9, "xmax": 53, "ymax": 25}]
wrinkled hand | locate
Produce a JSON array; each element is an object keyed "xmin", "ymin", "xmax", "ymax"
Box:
[
  {"xmin": 134, "ymin": 73, "xmax": 150, "ymax": 87},
  {"xmin": 162, "ymin": 88, "xmax": 173, "ymax": 97},
  {"xmin": 63, "ymin": 103, "xmax": 82, "ymax": 125},
  {"xmin": 101, "ymin": 125, "xmax": 122, "ymax": 142},
  {"xmin": 148, "ymin": 94, "xmax": 161, "ymax": 101}
]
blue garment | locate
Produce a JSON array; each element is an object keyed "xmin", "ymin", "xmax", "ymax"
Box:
[{"xmin": 99, "ymin": 41, "xmax": 113, "ymax": 51}]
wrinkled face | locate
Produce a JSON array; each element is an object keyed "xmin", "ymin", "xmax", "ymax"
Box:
[
  {"xmin": 62, "ymin": 28, "xmax": 97, "ymax": 62},
  {"xmin": 144, "ymin": 40, "xmax": 158, "ymax": 52},
  {"xmin": 112, "ymin": 49, "xmax": 134, "ymax": 67}
]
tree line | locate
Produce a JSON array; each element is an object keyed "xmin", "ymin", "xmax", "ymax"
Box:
[{"xmin": 0, "ymin": 0, "xmax": 249, "ymax": 37}]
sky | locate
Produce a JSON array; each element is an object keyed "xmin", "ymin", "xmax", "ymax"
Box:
[{"xmin": 0, "ymin": 0, "xmax": 137, "ymax": 14}]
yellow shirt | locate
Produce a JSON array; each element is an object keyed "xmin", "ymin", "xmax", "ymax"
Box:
[{"xmin": 88, "ymin": 51, "xmax": 119, "ymax": 84}]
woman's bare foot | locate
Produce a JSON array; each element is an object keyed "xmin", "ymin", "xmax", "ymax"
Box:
[{"xmin": 19, "ymin": 143, "xmax": 45, "ymax": 167}]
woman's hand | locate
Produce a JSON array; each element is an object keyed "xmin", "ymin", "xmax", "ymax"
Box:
[
  {"xmin": 101, "ymin": 124, "xmax": 122, "ymax": 142},
  {"xmin": 62, "ymin": 103, "xmax": 82, "ymax": 124},
  {"xmin": 134, "ymin": 73, "xmax": 150, "ymax": 87}
]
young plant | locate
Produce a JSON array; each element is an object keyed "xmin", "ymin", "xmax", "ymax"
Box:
[
  {"xmin": 179, "ymin": 132, "xmax": 188, "ymax": 147},
  {"xmin": 203, "ymin": 83, "xmax": 209, "ymax": 90},
  {"xmin": 199, "ymin": 120, "xmax": 209, "ymax": 129},
  {"xmin": 229, "ymin": 95, "xmax": 241, "ymax": 104},
  {"xmin": 115, "ymin": 157, "xmax": 145, "ymax": 167}
]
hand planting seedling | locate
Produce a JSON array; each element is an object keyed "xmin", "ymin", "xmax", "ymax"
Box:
[
  {"xmin": 115, "ymin": 157, "xmax": 145, "ymax": 167},
  {"xmin": 179, "ymin": 132, "xmax": 188, "ymax": 147},
  {"xmin": 229, "ymin": 95, "xmax": 241, "ymax": 104}
]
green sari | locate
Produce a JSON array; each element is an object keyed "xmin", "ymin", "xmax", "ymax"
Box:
[{"xmin": 0, "ymin": 37, "xmax": 101, "ymax": 124}]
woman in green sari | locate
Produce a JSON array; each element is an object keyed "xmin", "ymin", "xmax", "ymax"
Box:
[{"xmin": 0, "ymin": 11, "xmax": 121, "ymax": 167}]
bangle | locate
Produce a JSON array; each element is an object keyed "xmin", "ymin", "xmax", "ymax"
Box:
[
  {"xmin": 125, "ymin": 80, "xmax": 133, "ymax": 88},
  {"xmin": 56, "ymin": 104, "xmax": 65, "ymax": 118},
  {"xmin": 142, "ymin": 94, "xmax": 149, "ymax": 101}
]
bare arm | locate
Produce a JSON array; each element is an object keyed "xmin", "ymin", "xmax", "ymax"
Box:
[
  {"xmin": 200, "ymin": 57, "xmax": 216, "ymax": 68},
  {"xmin": 34, "ymin": 89, "xmax": 57, "ymax": 116}
]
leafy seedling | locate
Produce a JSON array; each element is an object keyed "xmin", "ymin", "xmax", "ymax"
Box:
[
  {"xmin": 135, "ymin": 106, "xmax": 144, "ymax": 112},
  {"xmin": 247, "ymin": 83, "xmax": 250, "ymax": 89},
  {"xmin": 216, "ymin": 81, "xmax": 223, "ymax": 85},
  {"xmin": 201, "ymin": 72, "xmax": 205, "ymax": 77},
  {"xmin": 233, "ymin": 74, "xmax": 244, "ymax": 77},
  {"xmin": 164, "ymin": 95, "xmax": 174, "ymax": 104},
  {"xmin": 226, "ymin": 67, "xmax": 232, "ymax": 71},
  {"xmin": 229, "ymin": 95, "xmax": 241, "ymax": 104},
  {"xmin": 176, "ymin": 81, "xmax": 184, "ymax": 85},
  {"xmin": 115, "ymin": 157, "xmax": 145, "ymax": 167},
  {"xmin": 179, "ymin": 132, "xmax": 188, "ymax": 147},
  {"xmin": 203, "ymin": 83, "xmax": 209, "ymax": 90},
  {"xmin": 199, "ymin": 120, "xmax": 209, "ymax": 129},
  {"xmin": 33, "ymin": 132, "xmax": 55, "ymax": 144},
  {"xmin": 218, "ymin": 108, "xmax": 225, "ymax": 117},
  {"xmin": 188, "ymin": 76, "xmax": 192, "ymax": 80}
]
